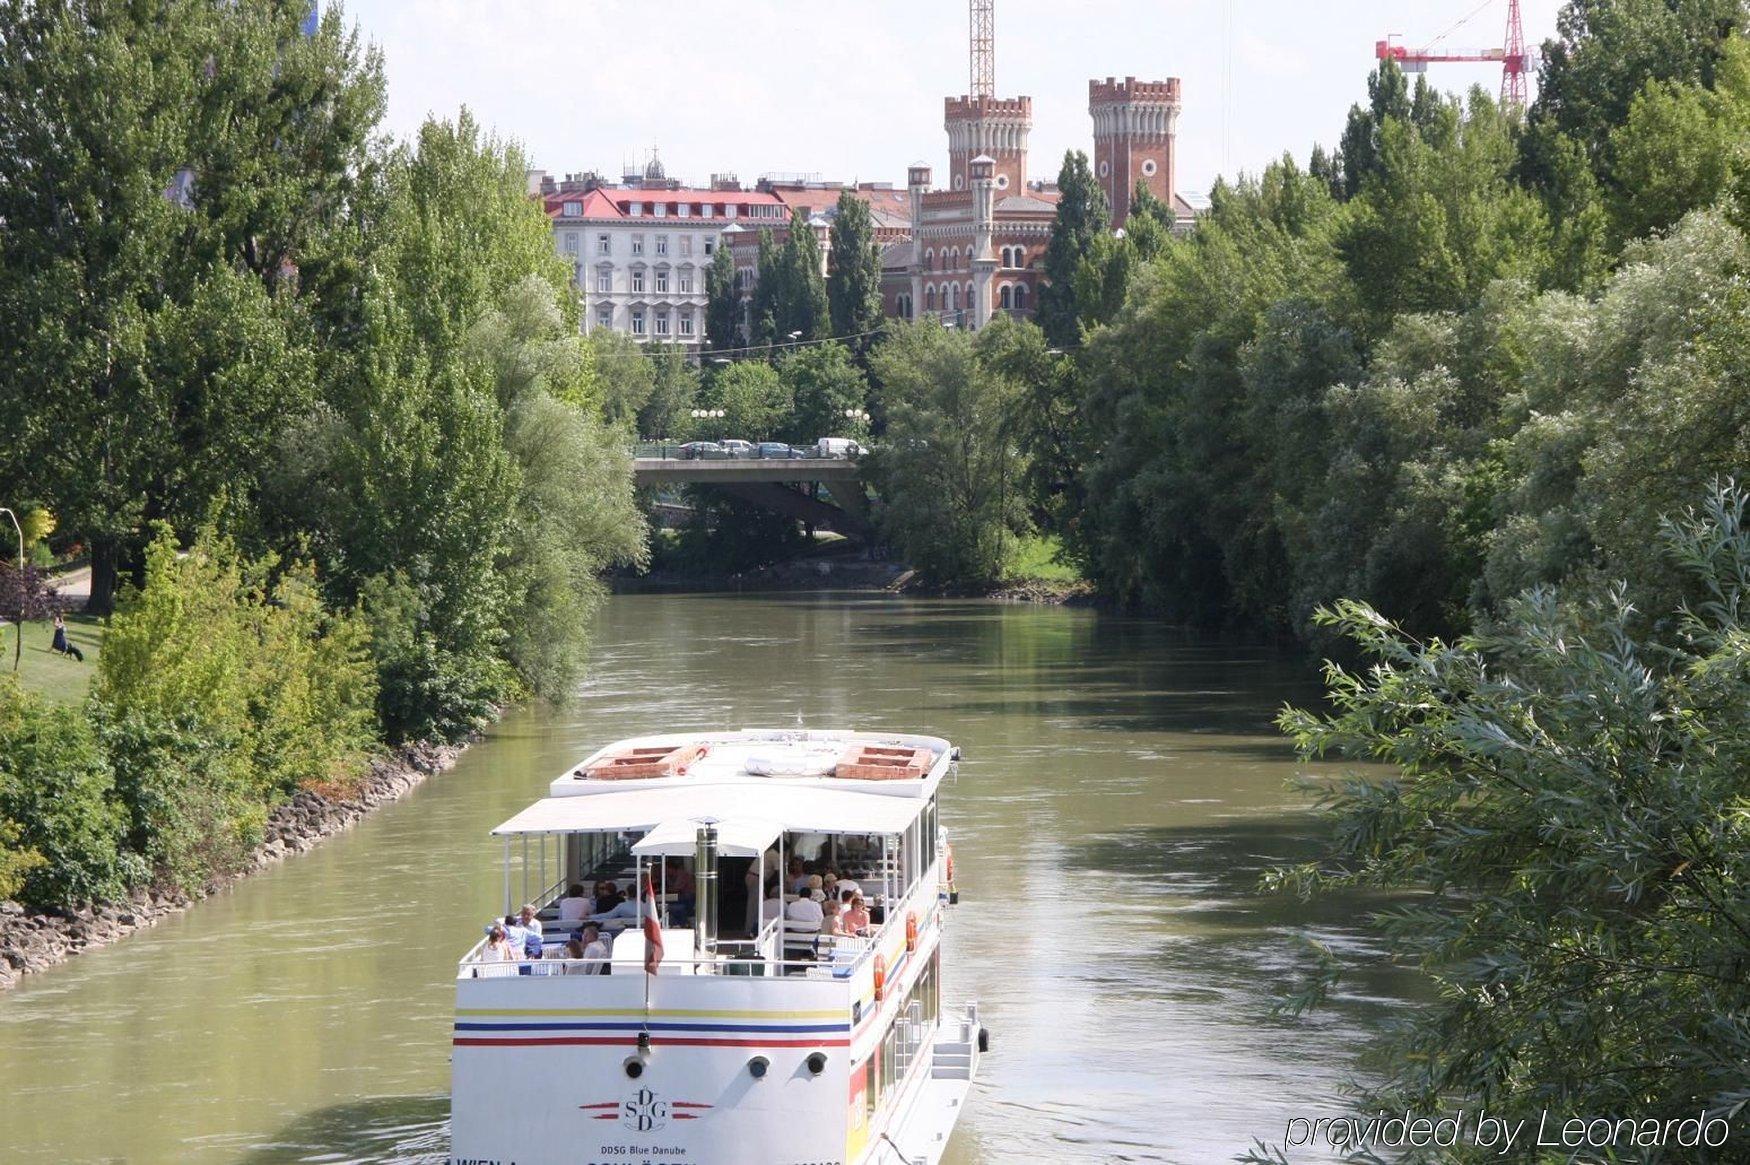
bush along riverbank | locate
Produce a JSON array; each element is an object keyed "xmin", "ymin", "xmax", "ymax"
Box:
[
  {"xmin": 0, "ymin": 741, "xmax": 464, "ymax": 990},
  {"xmin": 0, "ymin": 531, "xmax": 482, "ymax": 991}
]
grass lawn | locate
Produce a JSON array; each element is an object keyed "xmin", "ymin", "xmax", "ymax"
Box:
[
  {"xmin": 1003, "ymin": 534, "xmax": 1084, "ymax": 585},
  {"xmin": 0, "ymin": 615, "xmax": 105, "ymax": 703}
]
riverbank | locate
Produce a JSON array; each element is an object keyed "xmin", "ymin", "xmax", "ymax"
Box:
[
  {"xmin": 617, "ymin": 563, "xmax": 1097, "ymax": 605},
  {"xmin": 0, "ymin": 739, "xmax": 465, "ymax": 991}
]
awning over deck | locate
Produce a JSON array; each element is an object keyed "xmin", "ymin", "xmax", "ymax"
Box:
[
  {"xmin": 632, "ymin": 817, "xmax": 781, "ymax": 858},
  {"xmin": 490, "ymin": 783, "xmax": 926, "ymax": 839}
]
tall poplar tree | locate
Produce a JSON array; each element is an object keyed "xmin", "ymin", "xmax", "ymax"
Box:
[
  {"xmin": 1035, "ymin": 151, "xmax": 1109, "ymax": 347},
  {"xmin": 705, "ymin": 242, "xmax": 741, "ymax": 352},
  {"xmin": 827, "ymin": 192, "xmax": 884, "ymax": 345}
]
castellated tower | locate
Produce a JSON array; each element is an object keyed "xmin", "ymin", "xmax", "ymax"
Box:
[
  {"xmin": 944, "ymin": 95, "xmax": 1031, "ymax": 196},
  {"xmin": 1089, "ymin": 76, "xmax": 1181, "ymax": 227}
]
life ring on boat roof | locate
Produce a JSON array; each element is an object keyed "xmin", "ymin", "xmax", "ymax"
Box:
[
  {"xmin": 579, "ymin": 742, "xmax": 709, "ymax": 780},
  {"xmin": 873, "ymin": 954, "xmax": 887, "ymax": 1002},
  {"xmin": 905, "ymin": 911, "xmax": 918, "ymax": 952},
  {"xmin": 831, "ymin": 744, "xmax": 931, "ymax": 781}
]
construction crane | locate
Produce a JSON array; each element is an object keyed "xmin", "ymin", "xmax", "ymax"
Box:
[
  {"xmin": 970, "ymin": 0, "xmax": 994, "ymax": 99},
  {"xmin": 1376, "ymin": 0, "xmax": 1532, "ymax": 108}
]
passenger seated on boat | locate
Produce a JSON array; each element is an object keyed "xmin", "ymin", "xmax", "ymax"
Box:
[
  {"xmin": 835, "ymin": 879, "xmax": 861, "ymax": 900},
  {"xmin": 518, "ymin": 904, "xmax": 543, "ymax": 938},
  {"xmin": 501, "ymin": 913, "xmax": 531, "ymax": 950},
  {"xmin": 785, "ymin": 890, "xmax": 824, "ymax": 932},
  {"xmin": 841, "ymin": 893, "xmax": 871, "ymax": 937},
  {"xmin": 821, "ymin": 897, "xmax": 842, "ymax": 936},
  {"xmin": 760, "ymin": 895, "xmax": 784, "ymax": 926},
  {"xmin": 557, "ymin": 884, "xmax": 592, "ymax": 921},
  {"xmin": 592, "ymin": 881, "xmax": 624, "ymax": 914},
  {"xmin": 663, "ymin": 858, "xmax": 695, "ymax": 925},
  {"xmin": 564, "ymin": 925, "xmax": 611, "ymax": 975},
  {"xmin": 589, "ymin": 895, "xmax": 642, "ymax": 930},
  {"xmin": 483, "ymin": 924, "xmax": 518, "ymax": 962}
]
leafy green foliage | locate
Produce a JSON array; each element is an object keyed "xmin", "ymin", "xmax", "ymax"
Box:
[
  {"xmin": 752, "ymin": 212, "xmax": 830, "ymax": 346},
  {"xmin": 705, "ymin": 361, "xmax": 791, "ymax": 442},
  {"xmin": 705, "ymin": 241, "xmax": 742, "ymax": 352},
  {"xmin": 775, "ymin": 343, "xmax": 868, "ymax": 446},
  {"xmin": 1266, "ymin": 484, "xmax": 1750, "ymax": 1160},
  {"xmin": 1035, "ymin": 151, "xmax": 1110, "ymax": 346},
  {"xmin": 868, "ymin": 321, "xmax": 1029, "ymax": 585},
  {"xmin": 827, "ymin": 192, "xmax": 884, "ymax": 346},
  {"xmin": 93, "ymin": 527, "xmax": 376, "ymax": 890},
  {"xmin": 0, "ymin": 682, "xmax": 132, "ymax": 908}
]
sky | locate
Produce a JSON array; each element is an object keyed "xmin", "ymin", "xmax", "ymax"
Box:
[{"xmin": 340, "ymin": 0, "xmax": 1567, "ymax": 196}]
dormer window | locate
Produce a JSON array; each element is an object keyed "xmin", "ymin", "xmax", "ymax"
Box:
[
  {"xmin": 629, "ymin": 202, "xmax": 643, "ymax": 216},
  {"xmin": 562, "ymin": 201, "xmax": 582, "ymax": 218}
]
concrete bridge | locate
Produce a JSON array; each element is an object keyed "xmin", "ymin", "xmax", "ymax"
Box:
[{"xmin": 632, "ymin": 457, "xmax": 872, "ymax": 538}]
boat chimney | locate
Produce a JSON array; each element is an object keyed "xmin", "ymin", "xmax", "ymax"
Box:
[{"xmin": 695, "ymin": 823, "xmax": 719, "ymax": 954}]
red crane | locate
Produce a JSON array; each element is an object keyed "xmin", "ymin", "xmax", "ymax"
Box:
[{"xmin": 1376, "ymin": 0, "xmax": 1532, "ymax": 108}]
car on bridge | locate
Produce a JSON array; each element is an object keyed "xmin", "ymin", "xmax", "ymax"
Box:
[
  {"xmin": 755, "ymin": 442, "xmax": 807, "ymax": 459},
  {"xmin": 721, "ymin": 439, "xmax": 756, "ymax": 459},
  {"xmin": 677, "ymin": 441, "xmax": 728, "ymax": 460}
]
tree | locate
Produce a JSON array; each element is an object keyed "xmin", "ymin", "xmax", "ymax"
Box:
[
  {"xmin": 1607, "ymin": 35, "xmax": 1750, "ymax": 244},
  {"xmin": 705, "ymin": 241, "xmax": 741, "ymax": 352},
  {"xmin": 639, "ymin": 344, "xmax": 699, "ymax": 440},
  {"xmin": 776, "ymin": 343, "xmax": 868, "ymax": 447},
  {"xmin": 1035, "ymin": 151, "xmax": 1110, "ymax": 346},
  {"xmin": 868, "ymin": 322, "xmax": 1028, "ymax": 585},
  {"xmin": 1531, "ymin": 0, "xmax": 1747, "ymax": 181},
  {"xmin": 589, "ymin": 330, "xmax": 656, "ymax": 429},
  {"xmin": 827, "ymin": 191, "xmax": 884, "ymax": 346},
  {"xmin": 0, "ymin": 1, "xmax": 383, "ymax": 613},
  {"xmin": 780, "ymin": 209, "xmax": 831, "ymax": 342},
  {"xmin": 705, "ymin": 361, "xmax": 790, "ymax": 442},
  {"xmin": 1337, "ymin": 59, "xmax": 1412, "ymax": 198},
  {"xmin": 1261, "ymin": 483, "xmax": 1750, "ymax": 1162},
  {"xmin": 749, "ymin": 228, "xmax": 783, "ymax": 347}
]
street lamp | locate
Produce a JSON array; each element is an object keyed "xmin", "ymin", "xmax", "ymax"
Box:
[
  {"xmin": 0, "ymin": 507, "xmax": 21, "ymax": 673},
  {"xmin": 690, "ymin": 408, "xmax": 726, "ymax": 440}
]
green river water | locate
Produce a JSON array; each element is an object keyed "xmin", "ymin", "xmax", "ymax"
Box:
[{"xmin": 0, "ymin": 593, "xmax": 1413, "ymax": 1164}]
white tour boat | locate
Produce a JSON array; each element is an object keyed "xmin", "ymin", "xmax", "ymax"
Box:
[{"xmin": 449, "ymin": 728, "xmax": 985, "ymax": 1165}]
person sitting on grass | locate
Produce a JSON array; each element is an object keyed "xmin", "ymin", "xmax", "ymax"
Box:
[{"xmin": 50, "ymin": 613, "xmax": 82, "ymax": 662}]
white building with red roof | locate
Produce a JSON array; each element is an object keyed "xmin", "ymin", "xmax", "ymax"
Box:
[{"xmin": 535, "ymin": 161, "xmax": 788, "ymax": 350}]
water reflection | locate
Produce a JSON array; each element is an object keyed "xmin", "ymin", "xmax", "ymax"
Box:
[{"xmin": 0, "ymin": 594, "xmax": 1412, "ymax": 1165}]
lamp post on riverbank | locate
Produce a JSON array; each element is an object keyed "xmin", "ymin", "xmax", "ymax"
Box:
[{"xmin": 0, "ymin": 507, "xmax": 21, "ymax": 672}]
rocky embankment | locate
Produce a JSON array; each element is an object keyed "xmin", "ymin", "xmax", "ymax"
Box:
[{"xmin": 0, "ymin": 740, "xmax": 465, "ymax": 991}]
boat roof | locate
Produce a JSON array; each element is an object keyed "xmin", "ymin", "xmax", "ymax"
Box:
[{"xmin": 489, "ymin": 729, "xmax": 954, "ymax": 840}]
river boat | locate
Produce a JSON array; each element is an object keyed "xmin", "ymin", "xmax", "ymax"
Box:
[{"xmin": 449, "ymin": 728, "xmax": 984, "ymax": 1165}]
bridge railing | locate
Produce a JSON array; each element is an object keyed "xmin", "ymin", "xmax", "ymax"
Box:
[{"xmin": 632, "ymin": 442, "xmax": 861, "ymax": 462}]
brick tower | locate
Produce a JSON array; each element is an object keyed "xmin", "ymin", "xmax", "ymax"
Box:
[
  {"xmin": 944, "ymin": 95, "xmax": 1031, "ymax": 196},
  {"xmin": 1089, "ymin": 76, "xmax": 1181, "ymax": 227}
]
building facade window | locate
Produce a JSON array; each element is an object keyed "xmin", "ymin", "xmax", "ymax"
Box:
[
  {"xmin": 655, "ymin": 310, "xmax": 670, "ymax": 336},
  {"xmin": 631, "ymin": 234, "xmax": 645, "ymax": 256},
  {"xmin": 1000, "ymin": 284, "xmax": 1012, "ymax": 309},
  {"xmin": 678, "ymin": 269, "xmax": 693, "ymax": 294},
  {"xmin": 656, "ymin": 235, "xmax": 668, "ymax": 256},
  {"xmin": 925, "ymin": 286, "xmax": 937, "ymax": 311},
  {"xmin": 598, "ymin": 233, "xmax": 611, "ymax": 255},
  {"xmin": 562, "ymin": 201, "xmax": 581, "ymax": 218},
  {"xmin": 596, "ymin": 268, "xmax": 612, "ymax": 293},
  {"xmin": 631, "ymin": 269, "xmax": 646, "ymax": 293},
  {"xmin": 631, "ymin": 309, "xmax": 646, "ymax": 336},
  {"xmin": 925, "ymin": 248, "xmax": 934, "ymax": 271},
  {"xmin": 597, "ymin": 305, "xmax": 613, "ymax": 330},
  {"xmin": 563, "ymin": 232, "xmax": 578, "ymax": 253},
  {"xmin": 655, "ymin": 269, "xmax": 669, "ymax": 294},
  {"xmin": 949, "ymin": 284, "xmax": 959, "ymax": 311},
  {"xmin": 704, "ymin": 239, "xmax": 715, "ymax": 255},
  {"xmin": 679, "ymin": 236, "xmax": 693, "ymax": 257},
  {"xmin": 679, "ymin": 312, "xmax": 695, "ymax": 337},
  {"xmin": 1013, "ymin": 284, "xmax": 1028, "ymax": 309},
  {"xmin": 629, "ymin": 202, "xmax": 643, "ymax": 216}
]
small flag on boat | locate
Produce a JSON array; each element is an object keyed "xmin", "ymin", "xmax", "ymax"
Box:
[{"xmin": 642, "ymin": 871, "xmax": 664, "ymax": 974}]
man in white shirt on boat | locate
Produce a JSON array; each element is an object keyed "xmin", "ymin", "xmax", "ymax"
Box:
[{"xmin": 785, "ymin": 889, "xmax": 825, "ymax": 932}]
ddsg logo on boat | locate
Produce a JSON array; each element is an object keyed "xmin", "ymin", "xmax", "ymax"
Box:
[{"xmin": 622, "ymin": 1087, "xmax": 668, "ymax": 1132}]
